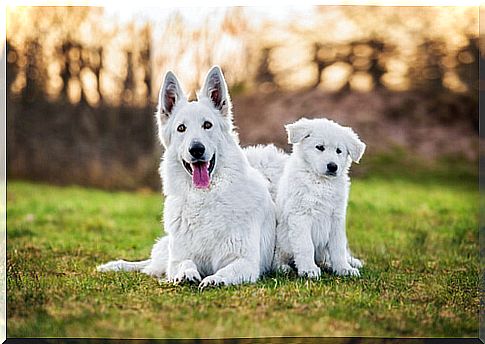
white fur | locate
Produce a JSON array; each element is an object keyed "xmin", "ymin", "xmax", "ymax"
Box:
[
  {"xmin": 244, "ymin": 144, "xmax": 288, "ymax": 199},
  {"xmin": 273, "ymin": 117, "xmax": 365, "ymax": 278},
  {"xmin": 97, "ymin": 66, "xmax": 276, "ymax": 288}
]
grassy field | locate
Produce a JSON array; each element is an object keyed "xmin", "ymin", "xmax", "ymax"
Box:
[{"xmin": 7, "ymin": 163, "xmax": 479, "ymax": 338}]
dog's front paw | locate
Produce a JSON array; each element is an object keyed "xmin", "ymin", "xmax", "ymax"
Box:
[
  {"xmin": 298, "ymin": 264, "xmax": 321, "ymax": 279},
  {"xmin": 198, "ymin": 275, "xmax": 226, "ymax": 290},
  {"xmin": 172, "ymin": 269, "xmax": 201, "ymax": 284},
  {"xmin": 333, "ymin": 265, "xmax": 360, "ymax": 277},
  {"xmin": 349, "ymin": 257, "xmax": 364, "ymax": 269}
]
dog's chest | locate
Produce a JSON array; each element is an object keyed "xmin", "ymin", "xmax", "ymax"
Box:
[
  {"xmin": 303, "ymin": 182, "xmax": 342, "ymax": 245},
  {"xmin": 303, "ymin": 180, "xmax": 342, "ymax": 216},
  {"xmin": 168, "ymin": 189, "xmax": 247, "ymax": 270},
  {"xmin": 178, "ymin": 191, "xmax": 228, "ymax": 232}
]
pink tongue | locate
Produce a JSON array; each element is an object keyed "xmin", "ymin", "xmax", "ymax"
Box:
[{"xmin": 192, "ymin": 162, "xmax": 210, "ymax": 189}]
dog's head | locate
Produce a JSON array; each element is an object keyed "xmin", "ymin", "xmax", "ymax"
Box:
[
  {"xmin": 285, "ymin": 117, "xmax": 366, "ymax": 178},
  {"xmin": 155, "ymin": 66, "xmax": 234, "ymax": 189}
]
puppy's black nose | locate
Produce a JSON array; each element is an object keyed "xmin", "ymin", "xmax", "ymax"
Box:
[
  {"xmin": 327, "ymin": 162, "xmax": 338, "ymax": 173},
  {"xmin": 189, "ymin": 142, "xmax": 205, "ymax": 159}
]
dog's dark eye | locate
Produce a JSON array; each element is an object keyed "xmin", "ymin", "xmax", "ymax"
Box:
[
  {"xmin": 203, "ymin": 121, "xmax": 212, "ymax": 130},
  {"xmin": 336, "ymin": 148, "xmax": 342, "ymax": 154},
  {"xmin": 316, "ymin": 145, "xmax": 325, "ymax": 151},
  {"xmin": 177, "ymin": 124, "xmax": 186, "ymax": 133}
]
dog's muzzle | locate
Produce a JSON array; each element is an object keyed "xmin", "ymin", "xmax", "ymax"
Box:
[
  {"xmin": 182, "ymin": 154, "xmax": 216, "ymax": 189},
  {"xmin": 326, "ymin": 162, "xmax": 338, "ymax": 176}
]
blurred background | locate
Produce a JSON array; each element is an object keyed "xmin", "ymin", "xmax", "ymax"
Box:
[{"xmin": 5, "ymin": 6, "xmax": 479, "ymax": 190}]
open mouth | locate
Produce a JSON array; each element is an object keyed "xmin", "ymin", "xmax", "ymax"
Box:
[
  {"xmin": 182, "ymin": 154, "xmax": 216, "ymax": 189},
  {"xmin": 325, "ymin": 171, "xmax": 337, "ymax": 177}
]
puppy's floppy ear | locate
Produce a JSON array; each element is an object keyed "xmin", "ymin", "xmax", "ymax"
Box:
[
  {"xmin": 285, "ymin": 118, "xmax": 311, "ymax": 144},
  {"xmin": 157, "ymin": 71, "xmax": 185, "ymax": 118},
  {"xmin": 201, "ymin": 65, "xmax": 232, "ymax": 117},
  {"xmin": 344, "ymin": 127, "xmax": 366, "ymax": 163}
]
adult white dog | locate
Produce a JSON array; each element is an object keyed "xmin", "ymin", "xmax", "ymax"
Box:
[
  {"xmin": 98, "ymin": 66, "xmax": 276, "ymax": 288},
  {"xmin": 272, "ymin": 117, "xmax": 365, "ymax": 278}
]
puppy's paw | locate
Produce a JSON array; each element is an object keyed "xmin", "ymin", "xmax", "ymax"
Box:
[
  {"xmin": 334, "ymin": 265, "xmax": 360, "ymax": 277},
  {"xmin": 298, "ymin": 264, "xmax": 321, "ymax": 279},
  {"xmin": 349, "ymin": 257, "xmax": 364, "ymax": 269},
  {"xmin": 198, "ymin": 275, "xmax": 226, "ymax": 290},
  {"xmin": 172, "ymin": 269, "xmax": 201, "ymax": 284}
]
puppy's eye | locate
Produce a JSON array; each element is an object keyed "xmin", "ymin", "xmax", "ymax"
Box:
[
  {"xmin": 177, "ymin": 124, "xmax": 186, "ymax": 133},
  {"xmin": 316, "ymin": 145, "xmax": 325, "ymax": 151},
  {"xmin": 203, "ymin": 121, "xmax": 212, "ymax": 130},
  {"xmin": 336, "ymin": 148, "xmax": 342, "ymax": 154}
]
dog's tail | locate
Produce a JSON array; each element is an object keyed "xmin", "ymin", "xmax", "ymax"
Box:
[
  {"xmin": 243, "ymin": 144, "xmax": 289, "ymax": 200},
  {"xmin": 97, "ymin": 259, "xmax": 151, "ymax": 273},
  {"xmin": 97, "ymin": 236, "xmax": 170, "ymax": 277}
]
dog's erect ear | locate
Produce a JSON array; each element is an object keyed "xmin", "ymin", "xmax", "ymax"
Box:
[
  {"xmin": 344, "ymin": 127, "xmax": 366, "ymax": 163},
  {"xmin": 201, "ymin": 65, "xmax": 232, "ymax": 117},
  {"xmin": 285, "ymin": 118, "xmax": 311, "ymax": 144},
  {"xmin": 158, "ymin": 71, "xmax": 185, "ymax": 117},
  {"xmin": 155, "ymin": 71, "xmax": 185, "ymax": 147}
]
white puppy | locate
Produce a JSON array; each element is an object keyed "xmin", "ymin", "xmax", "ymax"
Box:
[
  {"xmin": 273, "ymin": 117, "xmax": 365, "ymax": 278},
  {"xmin": 98, "ymin": 66, "xmax": 276, "ymax": 288}
]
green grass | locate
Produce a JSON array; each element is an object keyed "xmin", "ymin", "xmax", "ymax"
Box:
[{"xmin": 7, "ymin": 167, "xmax": 479, "ymax": 338}]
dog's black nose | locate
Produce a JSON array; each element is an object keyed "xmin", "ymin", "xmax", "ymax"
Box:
[
  {"xmin": 327, "ymin": 162, "xmax": 338, "ymax": 173},
  {"xmin": 189, "ymin": 142, "xmax": 205, "ymax": 159}
]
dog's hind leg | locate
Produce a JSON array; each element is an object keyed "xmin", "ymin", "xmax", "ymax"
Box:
[
  {"xmin": 328, "ymin": 215, "xmax": 360, "ymax": 277},
  {"xmin": 316, "ymin": 248, "xmax": 363, "ymax": 270},
  {"xmin": 141, "ymin": 236, "xmax": 169, "ymax": 277},
  {"xmin": 348, "ymin": 256, "xmax": 363, "ymax": 269},
  {"xmin": 347, "ymin": 249, "xmax": 364, "ymax": 269}
]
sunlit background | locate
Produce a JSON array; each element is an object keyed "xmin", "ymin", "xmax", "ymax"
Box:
[{"xmin": 5, "ymin": 6, "xmax": 479, "ymax": 189}]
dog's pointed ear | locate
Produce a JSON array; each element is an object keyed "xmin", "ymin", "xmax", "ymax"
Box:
[
  {"xmin": 157, "ymin": 71, "xmax": 185, "ymax": 117},
  {"xmin": 201, "ymin": 65, "xmax": 232, "ymax": 117},
  {"xmin": 285, "ymin": 118, "xmax": 311, "ymax": 144},
  {"xmin": 345, "ymin": 127, "xmax": 366, "ymax": 163},
  {"xmin": 155, "ymin": 71, "xmax": 185, "ymax": 148}
]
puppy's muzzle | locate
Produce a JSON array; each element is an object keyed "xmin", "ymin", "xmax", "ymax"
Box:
[{"xmin": 326, "ymin": 162, "xmax": 338, "ymax": 176}]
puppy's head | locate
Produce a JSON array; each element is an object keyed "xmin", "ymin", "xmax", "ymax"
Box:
[{"xmin": 285, "ymin": 117, "xmax": 366, "ymax": 178}]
